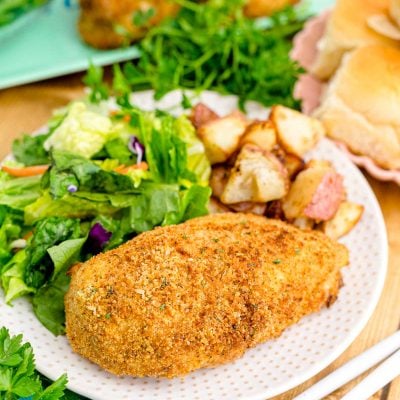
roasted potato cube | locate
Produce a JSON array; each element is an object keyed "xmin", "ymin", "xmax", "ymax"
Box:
[
  {"xmin": 284, "ymin": 153, "xmax": 305, "ymax": 180},
  {"xmin": 239, "ymin": 120, "xmax": 277, "ymax": 152},
  {"xmin": 228, "ymin": 202, "xmax": 267, "ymax": 215},
  {"xmin": 209, "ymin": 165, "xmax": 230, "ymax": 199},
  {"xmin": 293, "ymin": 217, "xmax": 314, "ymax": 230},
  {"xmin": 322, "ymin": 202, "xmax": 364, "ymax": 240},
  {"xmin": 265, "ymin": 200, "xmax": 284, "ymax": 220},
  {"xmin": 271, "ymin": 105, "xmax": 325, "ymax": 157},
  {"xmin": 221, "ymin": 144, "xmax": 289, "ymax": 204},
  {"xmin": 190, "ymin": 103, "xmax": 219, "ymax": 129},
  {"xmin": 306, "ymin": 159, "xmax": 332, "ymax": 169},
  {"xmin": 208, "ymin": 197, "xmax": 231, "ymax": 214},
  {"xmin": 197, "ymin": 112, "xmax": 247, "ymax": 164},
  {"xmin": 282, "ymin": 165, "xmax": 345, "ymax": 221}
]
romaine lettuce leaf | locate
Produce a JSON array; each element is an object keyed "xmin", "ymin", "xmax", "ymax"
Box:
[
  {"xmin": 180, "ymin": 184, "xmax": 212, "ymax": 222},
  {"xmin": 47, "ymin": 238, "xmax": 86, "ymax": 280},
  {"xmin": 33, "ymin": 238, "xmax": 86, "ymax": 336},
  {"xmin": 32, "ymin": 272, "xmax": 70, "ymax": 336},
  {"xmin": 24, "ymin": 191, "xmax": 120, "ymax": 225},
  {"xmin": 23, "ymin": 217, "xmax": 81, "ymax": 289},
  {"xmin": 43, "ymin": 102, "xmax": 113, "ymax": 159},
  {"xmin": 120, "ymin": 183, "xmax": 211, "ymax": 234},
  {"xmin": 104, "ymin": 138, "xmax": 133, "ymax": 164},
  {"xmin": 175, "ymin": 115, "xmax": 211, "ymax": 184},
  {"xmin": 12, "ymin": 133, "xmax": 50, "ymax": 166},
  {"xmin": 1, "ymin": 250, "xmax": 34, "ymax": 304},
  {"xmin": 1, "ymin": 216, "xmax": 83, "ymax": 303},
  {"xmin": 48, "ymin": 150, "xmax": 136, "ymax": 198},
  {"xmin": 135, "ymin": 111, "xmax": 197, "ymax": 184},
  {"xmin": 0, "ymin": 172, "xmax": 42, "ymax": 210},
  {"xmin": 0, "ymin": 205, "xmax": 24, "ymax": 265}
]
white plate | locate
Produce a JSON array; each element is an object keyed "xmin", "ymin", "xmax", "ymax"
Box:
[{"xmin": 0, "ymin": 91, "xmax": 388, "ymax": 400}]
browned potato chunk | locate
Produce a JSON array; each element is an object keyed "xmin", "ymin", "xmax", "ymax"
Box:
[
  {"xmin": 322, "ymin": 202, "xmax": 364, "ymax": 240},
  {"xmin": 221, "ymin": 144, "xmax": 289, "ymax": 204},
  {"xmin": 271, "ymin": 105, "xmax": 325, "ymax": 157},
  {"xmin": 228, "ymin": 202, "xmax": 267, "ymax": 215},
  {"xmin": 284, "ymin": 153, "xmax": 305, "ymax": 180},
  {"xmin": 190, "ymin": 103, "xmax": 219, "ymax": 129},
  {"xmin": 239, "ymin": 120, "xmax": 277, "ymax": 152},
  {"xmin": 306, "ymin": 159, "xmax": 332, "ymax": 169},
  {"xmin": 208, "ymin": 197, "xmax": 231, "ymax": 214},
  {"xmin": 265, "ymin": 200, "xmax": 284, "ymax": 220},
  {"xmin": 209, "ymin": 165, "xmax": 230, "ymax": 199},
  {"xmin": 197, "ymin": 112, "xmax": 247, "ymax": 164},
  {"xmin": 293, "ymin": 217, "xmax": 315, "ymax": 230},
  {"xmin": 282, "ymin": 164, "xmax": 345, "ymax": 221}
]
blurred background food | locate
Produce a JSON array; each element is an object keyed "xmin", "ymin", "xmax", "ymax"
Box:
[
  {"xmin": 78, "ymin": 0, "xmax": 301, "ymax": 49},
  {"xmin": 0, "ymin": 0, "xmax": 49, "ymax": 27},
  {"xmin": 78, "ymin": 0, "xmax": 180, "ymax": 49},
  {"xmin": 310, "ymin": 0, "xmax": 400, "ymax": 80},
  {"xmin": 314, "ymin": 44, "xmax": 400, "ymax": 170},
  {"xmin": 293, "ymin": 0, "xmax": 400, "ymax": 174},
  {"xmin": 244, "ymin": 0, "xmax": 299, "ymax": 18}
]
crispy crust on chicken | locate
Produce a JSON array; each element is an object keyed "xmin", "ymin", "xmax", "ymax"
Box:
[{"xmin": 65, "ymin": 213, "xmax": 348, "ymax": 378}]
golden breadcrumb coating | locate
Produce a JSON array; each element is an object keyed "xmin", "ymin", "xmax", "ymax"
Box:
[
  {"xmin": 65, "ymin": 213, "xmax": 348, "ymax": 378},
  {"xmin": 78, "ymin": 0, "xmax": 179, "ymax": 49}
]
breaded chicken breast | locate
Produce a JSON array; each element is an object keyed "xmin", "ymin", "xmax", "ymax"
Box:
[
  {"xmin": 65, "ymin": 213, "xmax": 348, "ymax": 378},
  {"xmin": 244, "ymin": 0, "xmax": 299, "ymax": 18},
  {"xmin": 78, "ymin": 0, "xmax": 179, "ymax": 49}
]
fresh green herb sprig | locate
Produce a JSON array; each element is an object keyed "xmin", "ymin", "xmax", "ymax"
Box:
[
  {"xmin": 0, "ymin": 327, "xmax": 68, "ymax": 400},
  {"xmin": 86, "ymin": 0, "xmax": 305, "ymax": 110}
]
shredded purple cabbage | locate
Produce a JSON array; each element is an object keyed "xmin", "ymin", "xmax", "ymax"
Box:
[
  {"xmin": 128, "ymin": 136, "xmax": 145, "ymax": 164},
  {"xmin": 86, "ymin": 223, "xmax": 112, "ymax": 254},
  {"xmin": 67, "ymin": 184, "xmax": 78, "ymax": 193}
]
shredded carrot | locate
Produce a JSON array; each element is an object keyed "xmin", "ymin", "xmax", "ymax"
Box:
[
  {"xmin": 113, "ymin": 164, "xmax": 126, "ymax": 173},
  {"xmin": 123, "ymin": 114, "xmax": 131, "ymax": 123},
  {"xmin": 2, "ymin": 165, "xmax": 49, "ymax": 177},
  {"xmin": 119, "ymin": 162, "xmax": 148, "ymax": 174},
  {"xmin": 23, "ymin": 231, "xmax": 33, "ymax": 240}
]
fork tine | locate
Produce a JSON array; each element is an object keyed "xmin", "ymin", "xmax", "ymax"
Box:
[{"xmin": 293, "ymin": 330, "xmax": 400, "ymax": 400}]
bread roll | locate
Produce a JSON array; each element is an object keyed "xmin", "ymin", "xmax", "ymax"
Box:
[
  {"xmin": 390, "ymin": 0, "xmax": 400, "ymax": 26},
  {"xmin": 311, "ymin": 0, "xmax": 399, "ymax": 80},
  {"xmin": 314, "ymin": 45, "xmax": 400, "ymax": 170}
]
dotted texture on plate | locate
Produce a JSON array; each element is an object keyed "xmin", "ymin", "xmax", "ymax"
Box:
[{"xmin": 0, "ymin": 91, "xmax": 388, "ymax": 400}]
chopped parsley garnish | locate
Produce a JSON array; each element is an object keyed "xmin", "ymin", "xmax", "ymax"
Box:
[{"xmin": 0, "ymin": 327, "xmax": 69, "ymax": 399}]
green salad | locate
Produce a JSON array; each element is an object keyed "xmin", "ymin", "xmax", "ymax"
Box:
[{"xmin": 0, "ymin": 93, "xmax": 211, "ymax": 336}]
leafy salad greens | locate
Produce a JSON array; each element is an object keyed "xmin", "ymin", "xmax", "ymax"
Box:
[{"xmin": 0, "ymin": 93, "xmax": 211, "ymax": 336}]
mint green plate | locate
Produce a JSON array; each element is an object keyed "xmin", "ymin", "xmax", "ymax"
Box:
[
  {"xmin": 0, "ymin": 0, "xmax": 140, "ymax": 90},
  {"xmin": 0, "ymin": 5, "xmax": 42, "ymax": 43}
]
